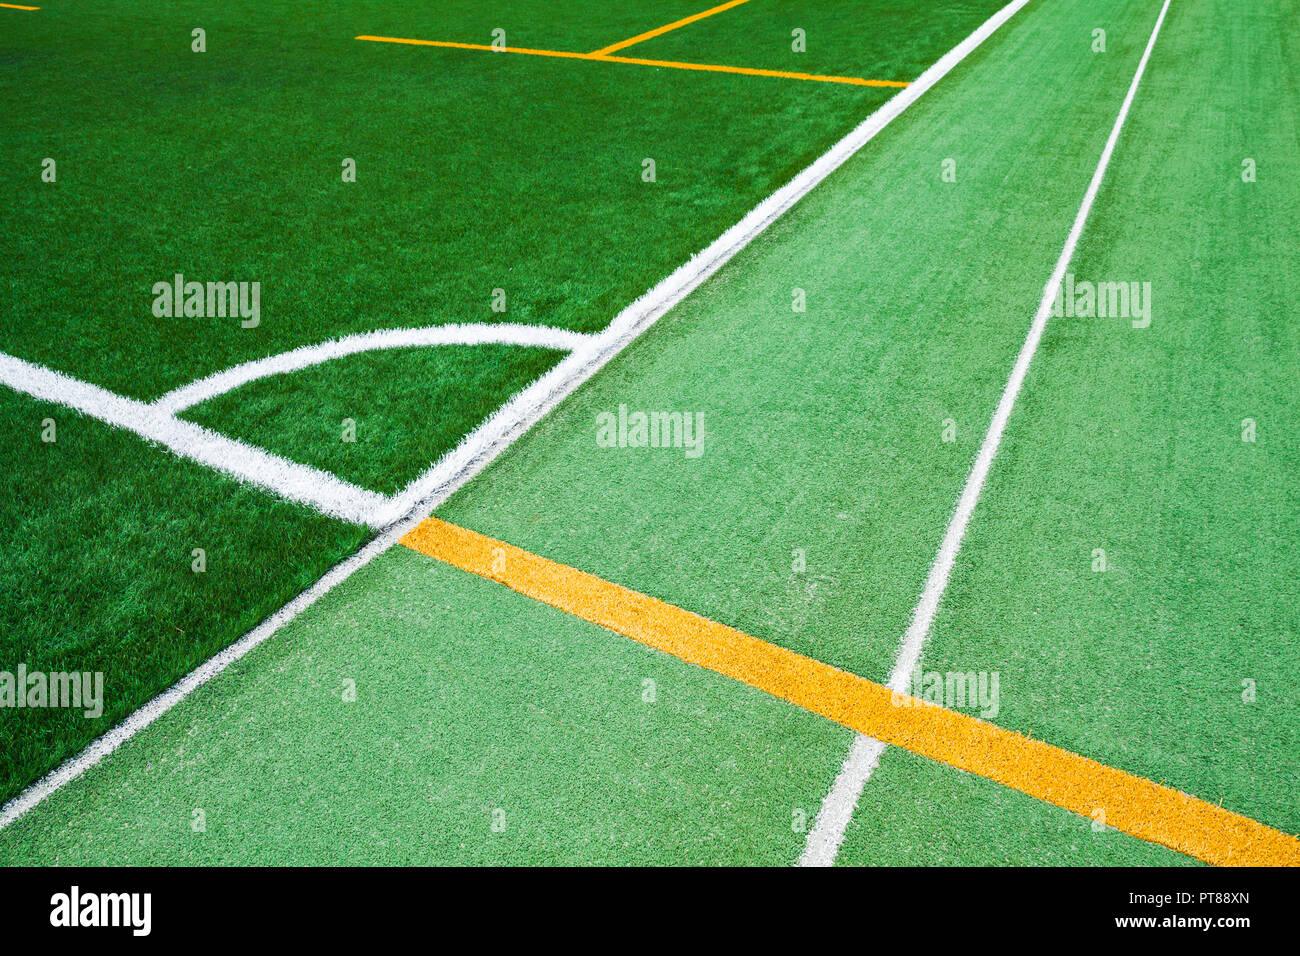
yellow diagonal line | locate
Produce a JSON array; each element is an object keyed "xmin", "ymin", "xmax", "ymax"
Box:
[
  {"xmin": 354, "ymin": 36, "xmax": 908, "ymax": 89},
  {"xmin": 590, "ymin": 0, "xmax": 752, "ymax": 56},
  {"xmin": 599, "ymin": 52, "xmax": 908, "ymax": 88},
  {"xmin": 357, "ymin": 37, "xmax": 599, "ymax": 63},
  {"xmin": 0, "ymin": 3, "xmax": 41, "ymax": 9},
  {"xmin": 400, "ymin": 516, "xmax": 1300, "ymax": 867}
]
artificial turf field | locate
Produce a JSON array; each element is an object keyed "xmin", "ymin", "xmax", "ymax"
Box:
[{"xmin": 0, "ymin": 0, "xmax": 1296, "ymax": 867}]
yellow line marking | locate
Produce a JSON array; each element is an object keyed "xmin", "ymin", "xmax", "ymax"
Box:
[
  {"xmin": 0, "ymin": 3, "xmax": 41, "ymax": 9},
  {"xmin": 601, "ymin": 52, "xmax": 906, "ymax": 88},
  {"xmin": 354, "ymin": 36, "xmax": 909, "ymax": 89},
  {"xmin": 400, "ymin": 516, "xmax": 1300, "ymax": 867},
  {"xmin": 590, "ymin": 0, "xmax": 752, "ymax": 56},
  {"xmin": 358, "ymin": 36, "xmax": 597, "ymax": 63}
]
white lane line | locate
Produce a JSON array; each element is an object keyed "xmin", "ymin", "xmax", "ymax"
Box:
[
  {"xmin": 798, "ymin": 0, "xmax": 1174, "ymax": 868},
  {"xmin": 0, "ymin": 351, "xmax": 385, "ymax": 525},
  {"xmin": 0, "ymin": 0, "xmax": 1032, "ymax": 830},
  {"xmin": 153, "ymin": 323, "xmax": 590, "ymax": 414}
]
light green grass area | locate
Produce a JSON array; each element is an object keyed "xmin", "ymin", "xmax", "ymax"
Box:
[
  {"xmin": 835, "ymin": 747, "xmax": 1193, "ymax": 866},
  {"xmin": 874, "ymin": 0, "xmax": 1300, "ymax": 841}
]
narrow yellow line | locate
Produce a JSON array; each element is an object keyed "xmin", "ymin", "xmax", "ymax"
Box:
[
  {"xmin": 599, "ymin": 52, "xmax": 908, "ymax": 88},
  {"xmin": 0, "ymin": 3, "xmax": 41, "ymax": 9},
  {"xmin": 354, "ymin": 36, "xmax": 908, "ymax": 89},
  {"xmin": 590, "ymin": 0, "xmax": 752, "ymax": 57},
  {"xmin": 356, "ymin": 36, "xmax": 598, "ymax": 62},
  {"xmin": 401, "ymin": 516, "xmax": 1300, "ymax": 868}
]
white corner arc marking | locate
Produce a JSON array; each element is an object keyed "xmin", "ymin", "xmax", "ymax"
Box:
[
  {"xmin": 0, "ymin": 324, "xmax": 586, "ymax": 528},
  {"xmin": 153, "ymin": 323, "xmax": 590, "ymax": 414},
  {"xmin": 0, "ymin": 351, "xmax": 386, "ymax": 525},
  {"xmin": 798, "ymin": 0, "xmax": 1174, "ymax": 868}
]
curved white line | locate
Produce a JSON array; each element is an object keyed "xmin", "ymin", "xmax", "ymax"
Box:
[{"xmin": 153, "ymin": 323, "xmax": 591, "ymax": 414}]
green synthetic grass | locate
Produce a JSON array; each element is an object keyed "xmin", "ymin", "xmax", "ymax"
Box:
[
  {"xmin": 5, "ymin": 0, "xmax": 1255, "ymax": 866},
  {"xmin": 4, "ymin": 0, "xmax": 1294, "ymax": 867},
  {"xmin": 0, "ymin": 546, "xmax": 851, "ymax": 865},
  {"xmin": 0, "ymin": 388, "xmax": 369, "ymax": 804},
  {"xmin": 0, "ymin": 0, "xmax": 1001, "ymax": 803}
]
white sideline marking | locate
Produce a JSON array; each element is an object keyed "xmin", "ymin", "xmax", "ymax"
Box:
[
  {"xmin": 0, "ymin": 352, "xmax": 386, "ymax": 525},
  {"xmin": 798, "ymin": 0, "xmax": 1174, "ymax": 868},
  {"xmin": 0, "ymin": 0, "xmax": 1029, "ymax": 830},
  {"xmin": 154, "ymin": 323, "xmax": 590, "ymax": 413}
]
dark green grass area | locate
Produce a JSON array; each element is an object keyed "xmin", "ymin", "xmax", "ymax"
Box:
[
  {"xmin": 915, "ymin": 0, "xmax": 1300, "ymax": 835},
  {"xmin": 0, "ymin": 388, "xmax": 368, "ymax": 805},
  {"xmin": 0, "ymin": 547, "xmax": 850, "ymax": 865},
  {"xmin": 183, "ymin": 345, "xmax": 565, "ymax": 494},
  {"xmin": 632, "ymin": 0, "xmax": 1008, "ymax": 79},
  {"xmin": 0, "ymin": 0, "xmax": 899, "ymax": 400}
]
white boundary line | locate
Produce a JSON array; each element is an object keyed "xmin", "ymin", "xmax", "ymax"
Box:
[
  {"xmin": 798, "ymin": 0, "xmax": 1174, "ymax": 867},
  {"xmin": 0, "ymin": 0, "xmax": 1030, "ymax": 830}
]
